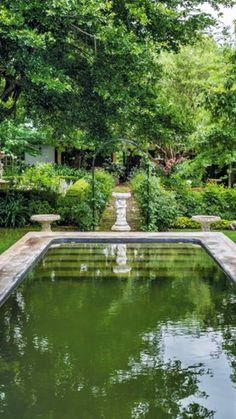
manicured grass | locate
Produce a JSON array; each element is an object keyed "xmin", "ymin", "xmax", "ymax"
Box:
[
  {"xmin": 0, "ymin": 228, "xmax": 36, "ymax": 254},
  {"xmin": 223, "ymin": 231, "xmax": 236, "ymax": 243},
  {"xmin": 0, "ymin": 228, "xmax": 235, "ymax": 255},
  {"xmin": 0, "ymin": 226, "xmax": 78, "ymax": 255}
]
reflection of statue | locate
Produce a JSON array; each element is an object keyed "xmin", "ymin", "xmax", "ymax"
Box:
[
  {"xmin": 113, "ymin": 244, "xmax": 131, "ymax": 274},
  {"xmin": 112, "ymin": 192, "xmax": 131, "ymax": 232}
]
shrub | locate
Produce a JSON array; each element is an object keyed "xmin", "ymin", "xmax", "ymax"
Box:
[
  {"xmin": 175, "ymin": 184, "xmax": 236, "ymax": 220},
  {"xmin": 0, "ymin": 195, "xmax": 28, "ymax": 227},
  {"xmin": 211, "ymin": 219, "xmax": 232, "ymax": 230},
  {"xmin": 13, "ymin": 163, "xmax": 86, "ymax": 193},
  {"xmin": 173, "ymin": 217, "xmax": 232, "ymax": 230},
  {"xmin": 103, "ymin": 158, "xmax": 126, "ymax": 182},
  {"xmin": 175, "ymin": 187, "xmax": 204, "ymax": 217},
  {"xmin": 90, "ymin": 169, "xmax": 115, "ymax": 206},
  {"xmin": 58, "ymin": 201, "xmax": 93, "ymax": 231},
  {"xmin": 173, "ymin": 216, "xmax": 200, "ymax": 229},
  {"xmin": 0, "ymin": 189, "xmax": 58, "ymax": 227},
  {"xmin": 28, "ymin": 200, "xmax": 54, "ymax": 215},
  {"xmin": 59, "ymin": 170, "xmax": 114, "ymax": 230},
  {"xmin": 0, "ymin": 169, "xmax": 114, "ymax": 230},
  {"xmin": 131, "ymin": 172, "xmax": 179, "ymax": 231},
  {"xmin": 202, "ymin": 184, "xmax": 236, "ymax": 220},
  {"xmin": 131, "ymin": 171, "xmax": 236, "ymax": 230},
  {"xmin": 17, "ymin": 163, "xmax": 61, "ymax": 192},
  {"xmin": 52, "ymin": 164, "xmax": 87, "ymax": 179},
  {"xmin": 66, "ymin": 178, "xmax": 90, "ymax": 200}
]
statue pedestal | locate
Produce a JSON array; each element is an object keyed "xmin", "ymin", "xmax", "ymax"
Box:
[{"xmin": 111, "ymin": 192, "xmax": 131, "ymax": 232}]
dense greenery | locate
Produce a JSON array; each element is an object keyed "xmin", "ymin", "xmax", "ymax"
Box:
[
  {"xmin": 59, "ymin": 170, "xmax": 115, "ymax": 230},
  {"xmin": 176, "ymin": 183, "xmax": 236, "ymax": 220},
  {"xmin": 14, "ymin": 163, "xmax": 86, "ymax": 191},
  {"xmin": 0, "ymin": 167, "xmax": 114, "ymax": 230},
  {"xmin": 0, "ymin": 188, "xmax": 57, "ymax": 227},
  {"xmin": 1, "ymin": 0, "xmax": 235, "ymax": 154},
  {"xmin": 0, "ymin": 1, "xmax": 236, "ymax": 234},
  {"xmin": 131, "ymin": 171, "xmax": 179, "ymax": 231},
  {"xmin": 131, "ymin": 171, "xmax": 236, "ymax": 231}
]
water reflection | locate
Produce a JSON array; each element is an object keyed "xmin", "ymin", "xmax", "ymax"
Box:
[
  {"xmin": 113, "ymin": 244, "xmax": 131, "ymax": 274},
  {"xmin": 0, "ymin": 243, "xmax": 236, "ymax": 418}
]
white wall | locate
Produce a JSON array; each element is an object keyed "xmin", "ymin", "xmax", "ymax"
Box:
[{"xmin": 25, "ymin": 146, "xmax": 55, "ymax": 165}]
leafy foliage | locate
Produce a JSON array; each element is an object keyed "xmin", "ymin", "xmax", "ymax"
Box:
[
  {"xmin": 131, "ymin": 171, "xmax": 179, "ymax": 231},
  {"xmin": 0, "ymin": 168, "xmax": 114, "ymax": 229},
  {"xmin": 132, "ymin": 171, "xmax": 236, "ymax": 231},
  {"xmin": 16, "ymin": 163, "xmax": 61, "ymax": 192},
  {"xmin": 59, "ymin": 169, "xmax": 115, "ymax": 230},
  {"xmin": 200, "ymin": 50, "xmax": 236, "ymax": 172},
  {"xmin": 0, "ymin": 0, "xmax": 234, "ymax": 153},
  {"xmin": 0, "ymin": 189, "xmax": 56, "ymax": 227},
  {"xmin": 173, "ymin": 216, "xmax": 232, "ymax": 230}
]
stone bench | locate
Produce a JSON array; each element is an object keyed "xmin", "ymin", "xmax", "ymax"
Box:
[
  {"xmin": 31, "ymin": 214, "xmax": 61, "ymax": 232},
  {"xmin": 191, "ymin": 215, "xmax": 221, "ymax": 232}
]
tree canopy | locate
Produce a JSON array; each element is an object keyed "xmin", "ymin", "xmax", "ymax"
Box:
[{"xmin": 0, "ymin": 0, "xmax": 235, "ymax": 153}]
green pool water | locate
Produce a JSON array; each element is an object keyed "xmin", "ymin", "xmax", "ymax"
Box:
[{"xmin": 0, "ymin": 242, "xmax": 236, "ymax": 419}]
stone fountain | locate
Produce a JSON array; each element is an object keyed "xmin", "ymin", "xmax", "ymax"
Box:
[{"xmin": 191, "ymin": 215, "xmax": 221, "ymax": 232}]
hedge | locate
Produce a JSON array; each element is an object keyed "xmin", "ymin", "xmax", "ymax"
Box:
[
  {"xmin": 131, "ymin": 172, "xmax": 236, "ymax": 231},
  {"xmin": 0, "ymin": 189, "xmax": 57, "ymax": 227},
  {"xmin": 58, "ymin": 169, "xmax": 115, "ymax": 230}
]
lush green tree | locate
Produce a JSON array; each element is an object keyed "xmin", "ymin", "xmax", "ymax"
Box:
[
  {"xmin": 201, "ymin": 50, "xmax": 236, "ymax": 185},
  {"xmin": 0, "ymin": 0, "xmax": 235, "ymax": 153},
  {"xmin": 125, "ymin": 37, "xmax": 227, "ymax": 172}
]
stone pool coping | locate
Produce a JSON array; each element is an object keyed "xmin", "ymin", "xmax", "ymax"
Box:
[{"xmin": 0, "ymin": 231, "xmax": 235, "ymax": 307}]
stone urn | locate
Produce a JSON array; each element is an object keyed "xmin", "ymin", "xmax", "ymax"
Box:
[
  {"xmin": 191, "ymin": 215, "xmax": 221, "ymax": 232},
  {"xmin": 111, "ymin": 192, "xmax": 131, "ymax": 232},
  {"xmin": 31, "ymin": 214, "xmax": 61, "ymax": 232}
]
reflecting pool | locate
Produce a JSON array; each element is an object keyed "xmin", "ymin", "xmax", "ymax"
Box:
[{"xmin": 0, "ymin": 242, "xmax": 236, "ymax": 418}]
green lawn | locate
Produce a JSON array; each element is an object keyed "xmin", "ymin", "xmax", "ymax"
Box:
[
  {"xmin": 0, "ymin": 228, "xmax": 235, "ymax": 255},
  {"xmin": 224, "ymin": 231, "xmax": 236, "ymax": 243},
  {"xmin": 0, "ymin": 228, "xmax": 33, "ymax": 254}
]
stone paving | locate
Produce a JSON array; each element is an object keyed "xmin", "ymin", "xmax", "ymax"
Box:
[{"xmin": 0, "ymin": 231, "xmax": 235, "ymax": 307}]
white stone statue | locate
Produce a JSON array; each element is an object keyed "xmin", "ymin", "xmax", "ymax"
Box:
[{"xmin": 112, "ymin": 192, "xmax": 131, "ymax": 232}]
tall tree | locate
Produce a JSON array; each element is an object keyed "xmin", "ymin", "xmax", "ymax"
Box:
[
  {"xmin": 200, "ymin": 49, "xmax": 236, "ymax": 185},
  {"xmin": 0, "ymin": 0, "xmax": 235, "ymax": 151}
]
